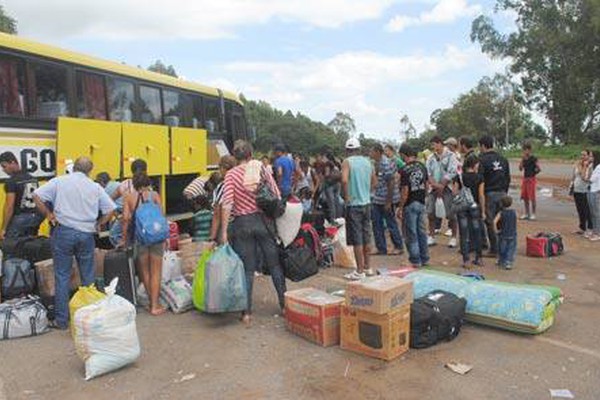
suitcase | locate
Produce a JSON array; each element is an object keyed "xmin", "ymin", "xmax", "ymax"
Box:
[
  {"xmin": 103, "ymin": 249, "xmax": 137, "ymax": 305},
  {"xmin": 526, "ymin": 232, "xmax": 564, "ymax": 258},
  {"xmin": 2, "ymin": 258, "xmax": 35, "ymax": 300},
  {"xmin": 410, "ymin": 290, "xmax": 466, "ymax": 349}
]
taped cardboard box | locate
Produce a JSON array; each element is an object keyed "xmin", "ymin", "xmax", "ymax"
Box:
[
  {"xmin": 285, "ymin": 288, "xmax": 344, "ymax": 347},
  {"xmin": 340, "ymin": 304, "xmax": 410, "ymax": 361},
  {"xmin": 346, "ymin": 276, "xmax": 413, "ymax": 315}
]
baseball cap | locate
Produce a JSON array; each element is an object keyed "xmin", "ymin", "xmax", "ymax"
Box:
[
  {"xmin": 444, "ymin": 137, "xmax": 458, "ymax": 147},
  {"xmin": 345, "ymin": 138, "xmax": 361, "ymax": 150}
]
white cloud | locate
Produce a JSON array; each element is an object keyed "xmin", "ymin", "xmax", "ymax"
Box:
[
  {"xmin": 6, "ymin": 0, "xmax": 397, "ymax": 40},
  {"xmin": 386, "ymin": 0, "xmax": 482, "ymax": 32},
  {"xmin": 216, "ymin": 45, "xmax": 501, "ymax": 137}
]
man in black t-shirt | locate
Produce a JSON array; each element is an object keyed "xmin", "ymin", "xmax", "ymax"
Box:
[
  {"xmin": 0, "ymin": 152, "xmax": 44, "ymax": 241},
  {"xmin": 398, "ymin": 143, "xmax": 430, "ymax": 268}
]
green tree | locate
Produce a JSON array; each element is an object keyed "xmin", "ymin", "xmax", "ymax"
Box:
[
  {"xmin": 327, "ymin": 112, "xmax": 356, "ymax": 142},
  {"xmin": 399, "ymin": 114, "xmax": 416, "ymax": 142},
  {"xmin": 0, "ymin": 5, "xmax": 17, "ymax": 34},
  {"xmin": 471, "ymin": 0, "xmax": 600, "ymax": 143},
  {"xmin": 430, "ymin": 74, "xmax": 546, "ymax": 147},
  {"xmin": 147, "ymin": 60, "xmax": 178, "ymax": 77}
]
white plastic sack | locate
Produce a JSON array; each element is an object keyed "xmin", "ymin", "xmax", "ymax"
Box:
[
  {"xmin": 276, "ymin": 199, "xmax": 303, "ymax": 247},
  {"xmin": 435, "ymin": 197, "xmax": 446, "ymax": 219},
  {"xmin": 73, "ymin": 278, "xmax": 140, "ymax": 380},
  {"xmin": 162, "ymin": 251, "xmax": 182, "ymax": 282},
  {"xmin": 160, "ymin": 277, "xmax": 193, "ymax": 313},
  {"xmin": 332, "ymin": 218, "xmax": 348, "ymax": 246}
]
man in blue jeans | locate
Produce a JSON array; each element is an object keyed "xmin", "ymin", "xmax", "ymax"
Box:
[
  {"xmin": 397, "ymin": 144, "xmax": 430, "ymax": 268},
  {"xmin": 33, "ymin": 157, "xmax": 115, "ymax": 329},
  {"xmin": 369, "ymin": 143, "xmax": 404, "ymax": 255},
  {"xmin": 0, "ymin": 151, "xmax": 44, "ymax": 243}
]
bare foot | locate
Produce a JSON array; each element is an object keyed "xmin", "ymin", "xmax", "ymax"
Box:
[
  {"xmin": 150, "ymin": 305, "xmax": 167, "ymax": 316},
  {"xmin": 240, "ymin": 313, "xmax": 252, "ymax": 327}
]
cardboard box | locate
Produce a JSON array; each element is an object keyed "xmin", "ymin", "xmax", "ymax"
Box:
[
  {"xmin": 340, "ymin": 304, "xmax": 410, "ymax": 361},
  {"xmin": 285, "ymin": 288, "xmax": 345, "ymax": 347},
  {"xmin": 346, "ymin": 276, "xmax": 413, "ymax": 314}
]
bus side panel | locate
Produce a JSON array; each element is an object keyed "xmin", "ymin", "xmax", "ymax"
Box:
[
  {"xmin": 122, "ymin": 123, "xmax": 169, "ymax": 178},
  {"xmin": 170, "ymin": 127, "xmax": 207, "ymax": 175},
  {"xmin": 57, "ymin": 117, "xmax": 122, "ymax": 178}
]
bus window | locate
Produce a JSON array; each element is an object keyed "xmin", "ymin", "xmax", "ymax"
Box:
[
  {"xmin": 204, "ymin": 98, "xmax": 220, "ymax": 133},
  {"xmin": 76, "ymin": 71, "xmax": 107, "ymax": 120},
  {"xmin": 139, "ymin": 85, "xmax": 162, "ymax": 124},
  {"xmin": 107, "ymin": 77, "xmax": 134, "ymax": 122},
  {"xmin": 30, "ymin": 62, "xmax": 69, "ymax": 119},
  {"xmin": 191, "ymin": 95, "xmax": 203, "ymax": 129},
  {"xmin": 0, "ymin": 56, "xmax": 27, "ymax": 117},
  {"xmin": 163, "ymin": 90, "xmax": 181, "ymax": 127},
  {"xmin": 180, "ymin": 93, "xmax": 193, "ymax": 127}
]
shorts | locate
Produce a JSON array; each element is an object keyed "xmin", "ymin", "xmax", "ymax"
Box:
[
  {"xmin": 135, "ymin": 242, "xmax": 165, "ymax": 259},
  {"xmin": 345, "ymin": 205, "xmax": 372, "ymax": 246},
  {"xmin": 426, "ymin": 189, "xmax": 455, "ymax": 220},
  {"xmin": 521, "ymin": 177, "xmax": 537, "ymax": 201}
]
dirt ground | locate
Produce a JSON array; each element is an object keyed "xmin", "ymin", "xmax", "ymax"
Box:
[{"xmin": 2, "ymin": 184, "xmax": 600, "ymax": 399}]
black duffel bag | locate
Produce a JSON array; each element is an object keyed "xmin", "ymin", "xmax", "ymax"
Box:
[
  {"xmin": 410, "ymin": 290, "xmax": 467, "ymax": 349},
  {"xmin": 280, "ymin": 243, "xmax": 319, "ymax": 282}
]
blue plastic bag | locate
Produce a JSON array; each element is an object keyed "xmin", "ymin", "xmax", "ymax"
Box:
[{"xmin": 204, "ymin": 245, "xmax": 248, "ymax": 313}]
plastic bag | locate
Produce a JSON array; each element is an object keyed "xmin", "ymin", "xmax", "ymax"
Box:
[
  {"xmin": 72, "ymin": 278, "xmax": 140, "ymax": 380},
  {"xmin": 276, "ymin": 199, "xmax": 303, "ymax": 247},
  {"xmin": 192, "ymin": 249, "xmax": 214, "ymax": 311},
  {"xmin": 161, "ymin": 277, "xmax": 193, "ymax": 313},
  {"xmin": 162, "ymin": 251, "xmax": 182, "ymax": 282},
  {"xmin": 435, "ymin": 197, "xmax": 446, "ymax": 219},
  {"xmin": 69, "ymin": 285, "xmax": 106, "ymax": 333},
  {"xmin": 204, "ymin": 245, "xmax": 248, "ymax": 313}
]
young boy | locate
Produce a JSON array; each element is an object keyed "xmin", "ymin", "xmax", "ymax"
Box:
[
  {"xmin": 494, "ymin": 195, "xmax": 517, "ymax": 270},
  {"xmin": 518, "ymin": 142, "xmax": 541, "ymax": 220}
]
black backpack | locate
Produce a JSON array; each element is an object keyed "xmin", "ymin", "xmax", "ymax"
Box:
[
  {"xmin": 2, "ymin": 258, "xmax": 36, "ymax": 301},
  {"xmin": 410, "ymin": 290, "xmax": 466, "ymax": 349},
  {"xmin": 280, "ymin": 243, "xmax": 319, "ymax": 282},
  {"xmin": 256, "ymin": 181, "xmax": 285, "ymax": 219}
]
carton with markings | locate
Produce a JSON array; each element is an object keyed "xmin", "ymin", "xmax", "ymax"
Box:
[{"xmin": 345, "ymin": 276, "xmax": 413, "ymax": 315}]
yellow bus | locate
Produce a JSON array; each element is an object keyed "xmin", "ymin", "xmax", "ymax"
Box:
[{"xmin": 0, "ymin": 32, "xmax": 248, "ymax": 227}]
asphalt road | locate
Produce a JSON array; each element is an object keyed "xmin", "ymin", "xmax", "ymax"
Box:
[{"xmin": 1, "ymin": 189, "xmax": 599, "ymax": 400}]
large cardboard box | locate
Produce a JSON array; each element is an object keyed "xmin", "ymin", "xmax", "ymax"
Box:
[
  {"xmin": 285, "ymin": 288, "xmax": 345, "ymax": 347},
  {"xmin": 345, "ymin": 276, "xmax": 413, "ymax": 314},
  {"xmin": 340, "ymin": 304, "xmax": 410, "ymax": 361}
]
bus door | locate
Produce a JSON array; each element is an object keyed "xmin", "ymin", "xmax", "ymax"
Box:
[
  {"xmin": 121, "ymin": 123, "xmax": 169, "ymax": 178},
  {"xmin": 56, "ymin": 117, "xmax": 121, "ymax": 177}
]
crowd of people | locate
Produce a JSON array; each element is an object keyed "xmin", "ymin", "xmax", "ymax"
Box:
[{"xmin": 5, "ymin": 133, "xmax": 599, "ymax": 328}]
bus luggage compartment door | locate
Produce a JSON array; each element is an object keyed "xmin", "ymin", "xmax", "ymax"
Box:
[
  {"xmin": 56, "ymin": 117, "xmax": 122, "ymax": 177},
  {"xmin": 170, "ymin": 127, "xmax": 207, "ymax": 175},
  {"xmin": 122, "ymin": 123, "xmax": 169, "ymax": 177}
]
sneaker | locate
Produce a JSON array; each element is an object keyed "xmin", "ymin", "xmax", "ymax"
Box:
[
  {"xmin": 434, "ymin": 229, "xmax": 441, "ymax": 235},
  {"xmin": 473, "ymin": 259, "xmax": 484, "ymax": 267},
  {"xmin": 444, "ymin": 229, "xmax": 453, "ymax": 237},
  {"xmin": 584, "ymin": 231, "xmax": 593, "ymax": 238},
  {"xmin": 504, "ymin": 264, "xmax": 513, "ymax": 270},
  {"xmin": 589, "ymin": 235, "xmax": 600, "ymax": 242},
  {"xmin": 364, "ymin": 268, "xmax": 376, "ymax": 277},
  {"xmin": 344, "ymin": 271, "xmax": 366, "ymax": 281},
  {"xmin": 529, "ymin": 214, "xmax": 537, "ymax": 221},
  {"xmin": 572, "ymin": 229, "xmax": 585, "ymax": 235},
  {"xmin": 448, "ymin": 238, "xmax": 458, "ymax": 248},
  {"xmin": 519, "ymin": 215, "xmax": 530, "ymax": 220},
  {"xmin": 427, "ymin": 236, "xmax": 437, "ymax": 246}
]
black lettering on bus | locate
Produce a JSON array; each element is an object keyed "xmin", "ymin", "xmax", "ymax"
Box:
[
  {"xmin": 21, "ymin": 149, "xmax": 38, "ymax": 174},
  {"xmin": 40, "ymin": 149, "xmax": 56, "ymax": 173}
]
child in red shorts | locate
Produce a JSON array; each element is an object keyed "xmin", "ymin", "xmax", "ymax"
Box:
[{"xmin": 518, "ymin": 142, "xmax": 541, "ymax": 220}]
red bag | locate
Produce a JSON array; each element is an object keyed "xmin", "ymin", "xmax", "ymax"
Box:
[
  {"xmin": 526, "ymin": 232, "xmax": 564, "ymax": 258},
  {"xmin": 167, "ymin": 221, "xmax": 179, "ymax": 251}
]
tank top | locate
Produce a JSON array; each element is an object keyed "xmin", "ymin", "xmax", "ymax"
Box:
[{"xmin": 347, "ymin": 156, "xmax": 373, "ymax": 206}]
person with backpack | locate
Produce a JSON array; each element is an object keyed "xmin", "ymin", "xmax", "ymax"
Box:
[
  {"xmin": 314, "ymin": 147, "xmax": 343, "ymax": 222},
  {"xmin": 111, "ymin": 158, "xmax": 148, "ymax": 210},
  {"xmin": 33, "ymin": 157, "xmax": 116, "ymax": 329},
  {"xmin": 0, "ymin": 151, "xmax": 45, "ymax": 241},
  {"xmin": 452, "ymin": 155, "xmax": 485, "ymax": 268},
  {"xmin": 220, "ymin": 140, "xmax": 287, "ymax": 325},
  {"xmin": 120, "ymin": 171, "xmax": 169, "ymax": 316}
]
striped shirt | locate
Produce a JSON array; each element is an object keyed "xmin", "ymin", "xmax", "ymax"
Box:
[
  {"xmin": 221, "ymin": 163, "xmax": 280, "ymax": 217},
  {"xmin": 212, "ymin": 182, "xmax": 225, "ymax": 207}
]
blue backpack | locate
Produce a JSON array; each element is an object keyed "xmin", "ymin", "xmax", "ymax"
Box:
[{"xmin": 134, "ymin": 191, "xmax": 169, "ymax": 245}]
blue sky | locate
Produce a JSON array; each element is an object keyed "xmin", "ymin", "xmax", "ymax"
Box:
[{"xmin": 6, "ymin": 0, "xmax": 515, "ymax": 140}]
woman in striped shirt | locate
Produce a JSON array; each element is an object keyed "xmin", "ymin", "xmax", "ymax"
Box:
[
  {"xmin": 220, "ymin": 141, "xmax": 287, "ymax": 325},
  {"xmin": 208, "ymin": 155, "xmax": 237, "ymax": 243}
]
